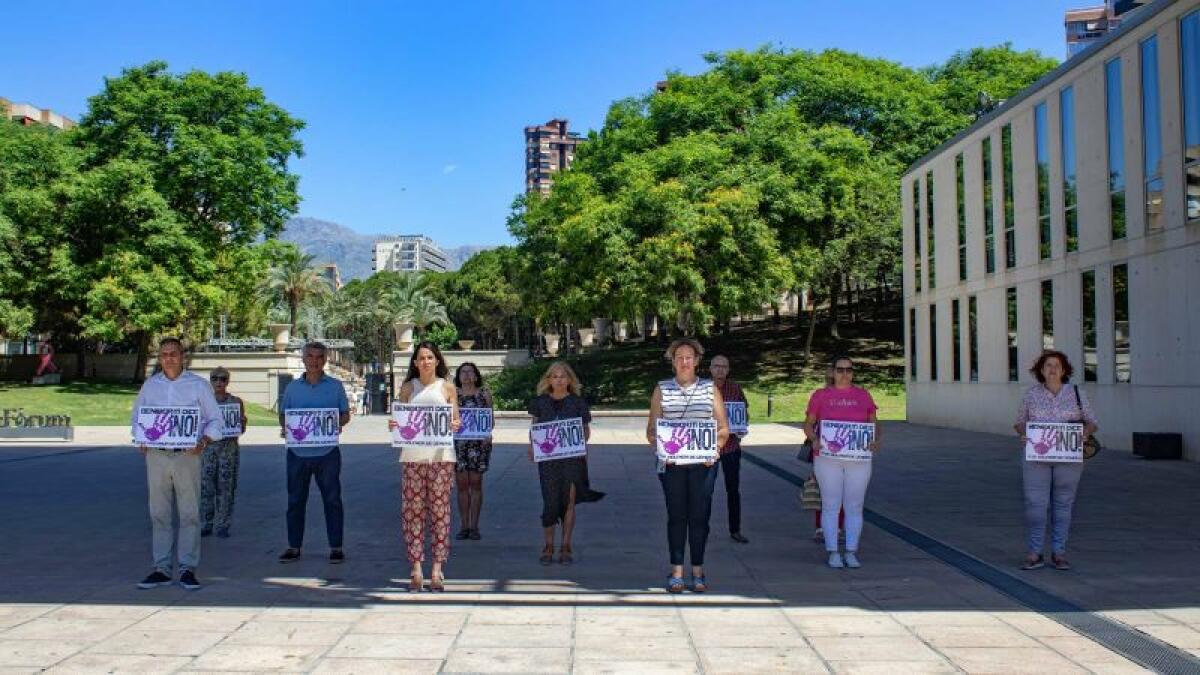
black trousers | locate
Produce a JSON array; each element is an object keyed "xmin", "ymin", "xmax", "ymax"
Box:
[
  {"xmin": 659, "ymin": 463, "xmax": 719, "ymax": 566},
  {"xmin": 718, "ymin": 450, "xmax": 743, "ymax": 534},
  {"xmin": 286, "ymin": 448, "xmax": 344, "ymax": 549}
]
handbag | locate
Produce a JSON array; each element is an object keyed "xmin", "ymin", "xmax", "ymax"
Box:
[
  {"xmin": 798, "ymin": 439, "xmax": 814, "ymax": 463},
  {"xmin": 1073, "ymin": 385, "xmax": 1101, "ymax": 460},
  {"xmin": 800, "ymin": 475, "xmax": 822, "ymax": 511}
]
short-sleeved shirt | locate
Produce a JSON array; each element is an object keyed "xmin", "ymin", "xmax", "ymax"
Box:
[
  {"xmin": 805, "ymin": 386, "xmax": 878, "ymax": 457},
  {"xmin": 528, "ymin": 394, "xmax": 592, "ymax": 426},
  {"xmin": 1014, "ymin": 384, "xmax": 1097, "ymax": 427},
  {"xmin": 280, "ymin": 373, "xmax": 349, "ymax": 457}
]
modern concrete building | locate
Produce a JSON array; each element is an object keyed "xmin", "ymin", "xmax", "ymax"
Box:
[
  {"xmin": 903, "ymin": 0, "xmax": 1200, "ymax": 459},
  {"xmin": 372, "ymin": 235, "xmax": 449, "ymax": 273},
  {"xmin": 524, "ymin": 119, "xmax": 583, "ymax": 194},
  {"xmin": 1, "ymin": 97, "xmax": 75, "ymax": 130},
  {"xmin": 321, "ymin": 263, "xmax": 342, "ymax": 289}
]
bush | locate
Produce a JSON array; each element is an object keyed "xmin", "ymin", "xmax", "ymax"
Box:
[{"xmin": 425, "ymin": 324, "xmax": 458, "ymax": 351}]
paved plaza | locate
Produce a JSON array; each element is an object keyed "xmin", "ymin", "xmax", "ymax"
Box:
[{"xmin": 1, "ymin": 418, "xmax": 1198, "ymax": 673}]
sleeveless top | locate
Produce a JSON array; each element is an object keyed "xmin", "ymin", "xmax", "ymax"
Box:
[
  {"xmin": 399, "ymin": 377, "xmax": 454, "ymax": 463},
  {"xmin": 656, "ymin": 377, "xmax": 715, "ymax": 472}
]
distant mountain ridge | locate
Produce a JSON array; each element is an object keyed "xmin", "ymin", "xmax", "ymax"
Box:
[{"xmin": 280, "ymin": 217, "xmax": 494, "ymax": 279}]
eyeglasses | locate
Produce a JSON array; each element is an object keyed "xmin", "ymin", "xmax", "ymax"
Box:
[
  {"xmin": 834, "ymin": 367, "xmax": 854, "ymax": 374},
  {"xmin": 210, "ymin": 376, "xmax": 229, "ymax": 382}
]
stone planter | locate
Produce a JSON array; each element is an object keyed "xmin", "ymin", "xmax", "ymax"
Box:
[
  {"xmin": 578, "ymin": 328, "xmax": 595, "ymax": 348},
  {"xmin": 394, "ymin": 322, "xmax": 414, "ymax": 352},
  {"xmin": 268, "ymin": 324, "xmax": 291, "ymax": 353},
  {"xmin": 613, "ymin": 321, "xmax": 628, "ymax": 342},
  {"xmin": 544, "ymin": 333, "xmax": 561, "ymax": 356},
  {"xmin": 457, "ymin": 340, "xmax": 475, "ymax": 351},
  {"xmin": 591, "ymin": 318, "xmax": 611, "ymax": 346}
]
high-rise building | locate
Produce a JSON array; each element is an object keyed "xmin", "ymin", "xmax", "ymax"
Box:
[
  {"xmin": 1, "ymin": 97, "xmax": 75, "ymax": 130},
  {"xmin": 1065, "ymin": 0, "xmax": 1149, "ymax": 58},
  {"xmin": 524, "ymin": 119, "xmax": 583, "ymax": 194},
  {"xmin": 372, "ymin": 236, "xmax": 449, "ymax": 274},
  {"xmin": 904, "ymin": 0, "xmax": 1200, "ymax": 459}
]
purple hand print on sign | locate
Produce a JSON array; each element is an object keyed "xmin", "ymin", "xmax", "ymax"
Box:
[
  {"xmin": 661, "ymin": 426, "xmax": 690, "ymax": 455},
  {"xmin": 1031, "ymin": 428, "xmax": 1058, "ymax": 456},
  {"xmin": 825, "ymin": 426, "xmax": 854, "ymax": 454},
  {"xmin": 138, "ymin": 413, "xmax": 171, "ymax": 441},
  {"xmin": 397, "ymin": 410, "xmax": 424, "ymax": 441},
  {"xmin": 287, "ymin": 412, "xmax": 323, "ymax": 442},
  {"xmin": 535, "ymin": 426, "xmax": 561, "ymax": 454}
]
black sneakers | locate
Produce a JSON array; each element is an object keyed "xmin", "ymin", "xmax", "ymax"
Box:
[
  {"xmin": 279, "ymin": 548, "xmax": 302, "ymax": 563},
  {"xmin": 178, "ymin": 570, "xmax": 202, "ymax": 591},
  {"xmin": 137, "ymin": 570, "xmax": 172, "ymax": 589},
  {"xmin": 329, "ymin": 549, "xmax": 346, "ymax": 564}
]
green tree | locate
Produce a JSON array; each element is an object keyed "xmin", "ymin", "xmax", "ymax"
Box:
[
  {"xmin": 263, "ymin": 247, "xmax": 330, "ymax": 335},
  {"xmin": 924, "ymin": 44, "xmax": 1059, "ymax": 120}
]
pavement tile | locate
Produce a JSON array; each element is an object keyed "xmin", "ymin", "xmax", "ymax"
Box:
[
  {"xmin": 456, "ymin": 622, "xmax": 571, "ymax": 647},
  {"xmin": 83, "ymin": 629, "xmax": 227, "ymax": 657},
  {"xmin": 466, "ymin": 606, "xmax": 574, "ymax": 625},
  {"xmin": 911, "ymin": 623, "xmax": 1042, "ymax": 648},
  {"xmin": 351, "ymin": 612, "xmax": 467, "ymax": 634},
  {"xmin": 992, "ymin": 612, "xmax": 1079, "ymax": 637},
  {"xmin": 2, "ymin": 617, "xmax": 134, "ymax": 642},
  {"xmin": 43, "ymin": 605, "xmax": 161, "ymax": 621},
  {"xmin": 0, "ymin": 639, "xmax": 90, "ymax": 668},
  {"xmin": 808, "ymin": 636, "xmax": 943, "ymax": 662},
  {"xmin": 828, "ymin": 661, "xmax": 959, "ymax": 674},
  {"xmin": 1037, "ymin": 636, "xmax": 1150, "ymax": 674},
  {"xmin": 687, "ymin": 624, "xmax": 807, "ymax": 647},
  {"xmin": 697, "ymin": 646, "xmax": 827, "ymax": 674},
  {"xmin": 45, "ymin": 652, "xmax": 192, "ymax": 673},
  {"xmin": 442, "ymin": 647, "xmax": 571, "ymax": 673},
  {"xmin": 326, "ymin": 633, "xmax": 455, "ymax": 660},
  {"xmin": 1134, "ymin": 623, "xmax": 1200, "ymax": 648},
  {"xmin": 939, "ymin": 646, "xmax": 1089, "ymax": 674},
  {"xmin": 222, "ymin": 620, "xmax": 353, "ymax": 646},
  {"xmin": 888, "ymin": 611, "xmax": 1009, "ymax": 628},
  {"xmin": 310, "ymin": 658, "xmax": 443, "ymax": 674},
  {"xmin": 790, "ymin": 615, "xmax": 911, "ymax": 637},
  {"xmin": 188, "ymin": 643, "xmax": 327, "ymax": 671},
  {"xmin": 571, "ymin": 660, "xmax": 700, "ymax": 674},
  {"xmin": 129, "ymin": 607, "xmax": 258, "ymax": 632}
]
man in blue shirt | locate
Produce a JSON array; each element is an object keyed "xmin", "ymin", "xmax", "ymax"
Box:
[{"xmin": 278, "ymin": 342, "xmax": 351, "ymax": 564}]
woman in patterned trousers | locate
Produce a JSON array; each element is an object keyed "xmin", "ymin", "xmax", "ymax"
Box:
[{"xmin": 201, "ymin": 367, "xmax": 246, "ymax": 538}]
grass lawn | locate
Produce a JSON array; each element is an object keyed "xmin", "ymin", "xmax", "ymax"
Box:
[
  {"xmin": 490, "ymin": 318, "xmax": 907, "ymax": 422},
  {"xmin": 0, "ymin": 381, "xmax": 279, "ymax": 426}
]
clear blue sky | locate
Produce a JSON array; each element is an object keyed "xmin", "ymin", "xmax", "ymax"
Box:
[{"xmin": 3, "ymin": 1, "xmax": 1075, "ymax": 246}]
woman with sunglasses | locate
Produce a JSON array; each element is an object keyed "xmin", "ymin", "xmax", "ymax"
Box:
[
  {"xmin": 201, "ymin": 367, "xmax": 247, "ymax": 538},
  {"xmin": 802, "ymin": 356, "xmax": 880, "ymax": 569}
]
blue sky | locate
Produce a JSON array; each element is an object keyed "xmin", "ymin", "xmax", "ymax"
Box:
[{"xmin": 4, "ymin": 1, "xmax": 1075, "ymax": 246}]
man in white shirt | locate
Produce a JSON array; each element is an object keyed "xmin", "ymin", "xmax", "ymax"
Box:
[{"xmin": 131, "ymin": 337, "xmax": 223, "ymax": 591}]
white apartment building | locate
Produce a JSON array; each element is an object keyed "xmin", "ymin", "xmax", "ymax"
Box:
[
  {"xmin": 903, "ymin": 0, "xmax": 1200, "ymax": 459},
  {"xmin": 372, "ymin": 235, "xmax": 449, "ymax": 274}
]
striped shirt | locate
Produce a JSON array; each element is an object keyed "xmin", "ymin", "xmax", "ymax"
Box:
[{"xmin": 659, "ymin": 377, "xmax": 715, "ymax": 420}]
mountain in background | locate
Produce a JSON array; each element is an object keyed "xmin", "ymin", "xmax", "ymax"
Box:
[{"xmin": 280, "ymin": 217, "xmax": 495, "ymax": 279}]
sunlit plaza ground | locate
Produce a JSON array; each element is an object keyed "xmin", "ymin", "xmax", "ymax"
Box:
[{"xmin": 1, "ymin": 418, "xmax": 1198, "ymax": 673}]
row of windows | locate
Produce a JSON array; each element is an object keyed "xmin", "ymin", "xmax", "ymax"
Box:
[
  {"xmin": 910, "ymin": 11, "xmax": 1200, "ymax": 292},
  {"xmin": 908, "ymin": 263, "xmax": 1131, "ymax": 385}
]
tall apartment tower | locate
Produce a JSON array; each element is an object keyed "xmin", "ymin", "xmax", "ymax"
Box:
[
  {"xmin": 1, "ymin": 97, "xmax": 75, "ymax": 130},
  {"xmin": 524, "ymin": 119, "xmax": 583, "ymax": 195},
  {"xmin": 1065, "ymin": 0, "xmax": 1149, "ymax": 58},
  {"xmin": 372, "ymin": 235, "xmax": 449, "ymax": 274}
]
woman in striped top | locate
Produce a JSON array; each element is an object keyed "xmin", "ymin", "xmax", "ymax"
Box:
[{"xmin": 646, "ymin": 338, "xmax": 730, "ymax": 594}]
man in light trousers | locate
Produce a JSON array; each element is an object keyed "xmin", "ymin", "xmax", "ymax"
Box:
[{"xmin": 132, "ymin": 337, "xmax": 223, "ymax": 591}]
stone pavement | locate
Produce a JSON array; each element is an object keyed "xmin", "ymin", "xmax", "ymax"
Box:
[{"xmin": 0, "ymin": 418, "xmax": 1193, "ymax": 673}]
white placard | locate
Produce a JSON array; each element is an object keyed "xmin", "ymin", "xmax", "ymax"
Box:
[
  {"xmin": 455, "ymin": 407, "xmax": 494, "ymax": 441},
  {"xmin": 819, "ymin": 420, "xmax": 875, "ymax": 461},
  {"xmin": 133, "ymin": 406, "xmax": 201, "ymax": 449},
  {"xmin": 530, "ymin": 417, "xmax": 587, "ymax": 462},
  {"xmin": 725, "ymin": 401, "xmax": 748, "ymax": 436},
  {"xmin": 655, "ymin": 419, "xmax": 718, "ymax": 465},
  {"xmin": 1025, "ymin": 422, "xmax": 1085, "ymax": 463},
  {"xmin": 284, "ymin": 408, "xmax": 341, "ymax": 447},
  {"xmin": 220, "ymin": 403, "xmax": 243, "ymax": 439},
  {"xmin": 391, "ymin": 403, "xmax": 454, "ymax": 447}
]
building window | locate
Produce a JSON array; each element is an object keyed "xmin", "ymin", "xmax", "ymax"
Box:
[
  {"xmin": 926, "ymin": 170, "xmax": 936, "ymax": 288},
  {"xmin": 909, "ymin": 307, "xmax": 918, "ymax": 380},
  {"xmin": 1142, "ymin": 36, "xmax": 1164, "ymax": 232},
  {"xmin": 1035, "ymin": 102, "xmax": 1052, "ymax": 260},
  {"xmin": 1081, "ymin": 270, "xmax": 1098, "ymax": 382},
  {"xmin": 1002, "ymin": 124, "xmax": 1016, "ymax": 269},
  {"xmin": 1106, "ymin": 58, "xmax": 1127, "ymax": 240},
  {"xmin": 1061, "ymin": 86, "xmax": 1078, "ymax": 253},
  {"xmin": 913, "ymin": 180, "xmax": 922, "ymax": 293},
  {"xmin": 929, "ymin": 303, "xmax": 938, "ymax": 382},
  {"xmin": 1041, "ymin": 279, "xmax": 1054, "ymax": 350},
  {"xmin": 1181, "ymin": 11, "xmax": 1200, "ymax": 221},
  {"xmin": 956, "ymin": 154, "xmax": 967, "ymax": 281},
  {"xmin": 968, "ymin": 296, "xmax": 979, "ymax": 382},
  {"xmin": 1007, "ymin": 287, "xmax": 1018, "ymax": 382},
  {"xmin": 983, "ymin": 137, "xmax": 996, "ymax": 274},
  {"xmin": 1113, "ymin": 263, "xmax": 1131, "ymax": 382},
  {"xmin": 951, "ymin": 298, "xmax": 962, "ymax": 381}
]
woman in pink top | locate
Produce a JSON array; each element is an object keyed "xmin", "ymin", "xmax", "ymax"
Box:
[{"xmin": 802, "ymin": 356, "xmax": 881, "ymax": 569}]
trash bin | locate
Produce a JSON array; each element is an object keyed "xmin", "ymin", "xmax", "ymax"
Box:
[{"xmin": 1132, "ymin": 432, "xmax": 1183, "ymax": 460}]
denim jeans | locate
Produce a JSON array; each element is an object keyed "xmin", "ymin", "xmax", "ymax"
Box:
[
  {"xmin": 1022, "ymin": 461, "xmax": 1083, "ymax": 555},
  {"xmin": 286, "ymin": 448, "xmax": 344, "ymax": 549}
]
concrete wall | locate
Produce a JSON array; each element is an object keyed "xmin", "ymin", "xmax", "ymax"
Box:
[
  {"xmin": 147, "ymin": 352, "xmax": 305, "ymax": 409},
  {"xmin": 391, "ymin": 349, "xmax": 532, "ymax": 379},
  {"xmin": 0, "ymin": 354, "xmax": 138, "ymax": 381},
  {"xmin": 902, "ymin": 0, "xmax": 1200, "ymax": 459}
]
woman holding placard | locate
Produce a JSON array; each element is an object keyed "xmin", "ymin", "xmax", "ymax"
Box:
[
  {"xmin": 201, "ymin": 367, "xmax": 246, "ymax": 539},
  {"xmin": 647, "ymin": 338, "xmax": 730, "ymax": 594},
  {"xmin": 803, "ymin": 356, "xmax": 880, "ymax": 569},
  {"xmin": 454, "ymin": 362, "xmax": 492, "ymax": 541},
  {"xmin": 390, "ymin": 341, "xmax": 461, "ymax": 592},
  {"xmin": 1013, "ymin": 350, "xmax": 1097, "ymax": 572},
  {"xmin": 527, "ymin": 361, "xmax": 595, "ymax": 565}
]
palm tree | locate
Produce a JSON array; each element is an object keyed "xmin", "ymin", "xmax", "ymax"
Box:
[
  {"xmin": 264, "ymin": 249, "xmax": 331, "ymax": 335},
  {"xmin": 408, "ymin": 294, "xmax": 450, "ymax": 338}
]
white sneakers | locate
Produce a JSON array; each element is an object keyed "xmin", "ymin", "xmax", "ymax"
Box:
[{"xmin": 827, "ymin": 551, "xmax": 862, "ymax": 569}]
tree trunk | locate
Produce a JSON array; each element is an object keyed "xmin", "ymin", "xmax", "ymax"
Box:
[
  {"xmin": 133, "ymin": 332, "xmax": 150, "ymax": 383},
  {"xmin": 803, "ymin": 296, "xmax": 819, "ymax": 363},
  {"xmin": 828, "ymin": 279, "xmax": 842, "ymax": 339}
]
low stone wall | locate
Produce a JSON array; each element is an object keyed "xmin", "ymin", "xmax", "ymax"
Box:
[
  {"xmin": 0, "ymin": 354, "xmax": 138, "ymax": 381},
  {"xmin": 392, "ymin": 349, "xmax": 531, "ymax": 377},
  {"xmin": 145, "ymin": 352, "xmax": 305, "ymax": 409}
]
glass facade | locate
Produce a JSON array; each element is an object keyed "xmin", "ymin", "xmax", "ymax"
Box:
[
  {"xmin": 1007, "ymin": 287, "xmax": 1019, "ymax": 382},
  {"xmin": 929, "ymin": 303, "xmax": 938, "ymax": 382},
  {"xmin": 1041, "ymin": 279, "xmax": 1055, "ymax": 350},
  {"xmin": 913, "ymin": 180, "xmax": 922, "ymax": 293},
  {"xmin": 1106, "ymin": 58, "xmax": 1127, "ymax": 240},
  {"xmin": 1082, "ymin": 270, "xmax": 1098, "ymax": 382},
  {"xmin": 1114, "ymin": 263, "xmax": 1131, "ymax": 383},
  {"xmin": 1061, "ymin": 87, "xmax": 1078, "ymax": 253},
  {"xmin": 968, "ymin": 296, "xmax": 979, "ymax": 382},
  {"xmin": 957, "ymin": 154, "xmax": 967, "ymax": 281},
  {"xmin": 1142, "ymin": 36, "xmax": 1164, "ymax": 231},
  {"xmin": 983, "ymin": 137, "xmax": 996, "ymax": 273},
  {"xmin": 1035, "ymin": 102, "xmax": 1052, "ymax": 260},
  {"xmin": 952, "ymin": 298, "xmax": 962, "ymax": 381},
  {"xmin": 1181, "ymin": 11, "xmax": 1200, "ymax": 220},
  {"xmin": 1003, "ymin": 124, "xmax": 1016, "ymax": 269},
  {"xmin": 927, "ymin": 170, "xmax": 936, "ymax": 288}
]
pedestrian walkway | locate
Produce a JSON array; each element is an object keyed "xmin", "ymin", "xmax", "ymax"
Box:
[{"xmin": 0, "ymin": 420, "xmax": 1192, "ymax": 673}]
